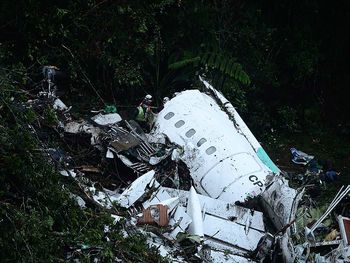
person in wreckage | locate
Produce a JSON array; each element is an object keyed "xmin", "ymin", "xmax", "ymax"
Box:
[{"xmin": 135, "ymin": 94, "xmax": 155, "ymax": 131}]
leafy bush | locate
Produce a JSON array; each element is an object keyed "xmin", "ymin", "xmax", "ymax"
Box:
[{"xmin": 0, "ymin": 69, "xmax": 165, "ymax": 262}]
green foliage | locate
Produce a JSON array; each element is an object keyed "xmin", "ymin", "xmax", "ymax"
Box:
[
  {"xmin": 165, "ymin": 47, "xmax": 251, "ymax": 110},
  {"xmin": 0, "ymin": 69, "xmax": 165, "ymax": 262},
  {"xmin": 168, "ymin": 48, "xmax": 251, "ymax": 85},
  {"xmin": 168, "ymin": 56, "xmax": 201, "ymax": 70},
  {"xmin": 200, "ymin": 50, "xmax": 251, "ymax": 85},
  {"xmin": 277, "ymin": 105, "xmax": 300, "ymax": 131},
  {"xmin": 43, "ymin": 107, "xmax": 59, "ymax": 126}
]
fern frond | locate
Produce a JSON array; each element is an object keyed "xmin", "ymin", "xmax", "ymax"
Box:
[
  {"xmin": 168, "ymin": 57, "xmax": 200, "ymax": 70},
  {"xmin": 167, "ymin": 49, "xmax": 251, "ymax": 85}
]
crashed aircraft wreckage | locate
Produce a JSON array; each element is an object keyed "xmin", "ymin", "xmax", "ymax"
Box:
[
  {"xmin": 149, "ymin": 77, "xmax": 280, "ymax": 202},
  {"xmin": 45, "ymin": 71, "xmax": 350, "ymax": 262}
]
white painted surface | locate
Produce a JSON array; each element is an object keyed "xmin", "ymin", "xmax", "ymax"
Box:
[
  {"xmin": 167, "ymin": 205, "xmax": 192, "ymax": 239},
  {"xmin": 203, "ymin": 214, "xmax": 264, "ymax": 251},
  {"xmin": 106, "ymin": 148, "xmax": 114, "ymax": 158},
  {"xmin": 261, "ymin": 176, "xmax": 302, "ymax": 231},
  {"xmin": 64, "ymin": 121, "xmax": 101, "ymax": 145},
  {"xmin": 60, "ymin": 169, "xmax": 77, "ymax": 178},
  {"xmin": 151, "ymin": 89, "xmax": 273, "ymax": 202},
  {"xmin": 91, "ymin": 113, "xmax": 122, "ymax": 126},
  {"xmin": 209, "ymin": 250, "xmax": 255, "ymax": 263},
  {"xmin": 143, "ymin": 188, "xmax": 179, "ymax": 212},
  {"xmin": 146, "ymin": 187, "xmax": 265, "ymax": 252},
  {"xmin": 164, "ymin": 187, "xmax": 265, "ymax": 232},
  {"xmin": 116, "ymin": 170, "xmax": 157, "ymax": 208},
  {"xmin": 186, "ymin": 186, "xmax": 204, "ymax": 237},
  {"xmin": 53, "ymin": 98, "xmax": 68, "ymax": 111}
]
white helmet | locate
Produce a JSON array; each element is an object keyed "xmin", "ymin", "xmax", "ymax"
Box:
[{"xmin": 145, "ymin": 94, "xmax": 152, "ymax": 100}]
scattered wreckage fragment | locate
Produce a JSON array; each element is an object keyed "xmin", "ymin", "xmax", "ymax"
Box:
[
  {"xmin": 290, "ymin": 147, "xmax": 314, "ymax": 165},
  {"xmin": 91, "ymin": 113, "xmax": 122, "ymax": 126},
  {"xmin": 76, "ymin": 168, "xmax": 270, "ymax": 261},
  {"xmin": 116, "ymin": 170, "xmax": 158, "ymax": 208},
  {"xmin": 261, "ymin": 175, "xmax": 304, "ymax": 232}
]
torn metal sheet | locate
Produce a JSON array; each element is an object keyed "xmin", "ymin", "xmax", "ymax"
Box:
[
  {"xmin": 261, "ymin": 176, "xmax": 304, "ymax": 233},
  {"xmin": 206, "ymin": 250, "xmax": 255, "ymax": 263},
  {"xmin": 150, "ymin": 86, "xmax": 277, "ymax": 202},
  {"xmin": 53, "ymin": 98, "xmax": 68, "ymax": 111},
  {"xmin": 116, "ymin": 170, "xmax": 158, "ymax": 208},
  {"xmin": 310, "ymin": 239, "xmax": 342, "ymax": 248},
  {"xmin": 126, "ymin": 120, "xmax": 149, "ymax": 142},
  {"xmin": 87, "ymin": 185, "xmax": 123, "ymax": 208},
  {"xmin": 106, "ymin": 148, "xmax": 114, "ymax": 158},
  {"xmin": 60, "ymin": 169, "xmax": 77, "ymax": 178},
  {"xmin": 64, "ymin": 121, "xmax": 101, "ymax": 145},
  {"xmin": 149, "ymin": 148, "xmax": 172, "ymax": 165},
  {"xmin": 91, "ymin": 113, "xmax": 122, "ymax": 126},
  {"xmin": 278, "ymin": 233, "xmax": 297, "ymax": 263},
  {"xmin": 109, "ymin": 127, "xmax": 140, "ymax": 153},
  {"xmin": 167, "ymin": 205, "xmax": 192, "ymax": 240},
  {"xmin": 91, "ymin": 188, "xmax": 120, "ymax": 208},
  {"xmin": 146, "ymin": 232, "xmax": 186, "ymax": 262},
  {"xmin": 69, "ymin": 193, "xmax": 86, "ymax": 208},
  {"xmin": 186, "ymin": 186, "xmax": 204, "ymax": 237},
  {"xmin": 116, "ymin": 154, "xmax": 134, "ymax": 167},
  {"xmin": 110, "ymin": 139, "xmax": 139, "ymax": 153},
  {"xmin": 142, "ymin": 189, "xmax": 192, "ymax": 239},
  {"xmin": 164, "ymin": 187, "xmax": 265, "ymax": 232},
  {"xmin": 143, "ymin": 188, "xmax": 178, "ymax": 211},
  {"xmin": 203, "ymin": 214, "xmax": 265, "ymax": 252},
  {"xmin": 116, "ymin": 154, "xmax": 150, "ymax": 173},
  {"xmin": 111, "ymin": 214, "xmax": 123, "ymax": 224},
  {"xmin": 203, "ymin": 239, "xmax": 248, "ymax": 257},
  {"xmin": 145, "ymin": 186, "xmax": 266, "ymax": 253},
  {"xmin": 125, "ymin": 120, "xmax": 156, "ymax": 156}
]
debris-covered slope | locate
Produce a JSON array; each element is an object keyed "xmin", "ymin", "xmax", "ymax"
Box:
[
  {"xmin": 1, "ymin": 67, "xmax": 350, "ymax": 263},
  {"xmin": 0, "ymin": 68, "xmax": 167, "ymax": 262}
]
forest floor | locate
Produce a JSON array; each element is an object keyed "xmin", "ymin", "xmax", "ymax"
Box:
[{"xmin": 263, "ymin": 129, "xmax": 350, "ymax": 204}]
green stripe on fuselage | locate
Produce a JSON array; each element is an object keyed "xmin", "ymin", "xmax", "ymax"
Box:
[{"xmin": 256, "ymin": 147, "xmax": 280, "ymax": 174}]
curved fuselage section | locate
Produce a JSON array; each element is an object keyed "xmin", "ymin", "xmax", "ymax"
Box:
[{"xmin": 151, "ymin": 89, "xmax": 276, "ymax": 202}]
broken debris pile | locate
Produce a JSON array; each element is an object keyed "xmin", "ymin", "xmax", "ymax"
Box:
[{"xmin": 29, "ymin": 70, "xmax": 350, "ymax": 262}]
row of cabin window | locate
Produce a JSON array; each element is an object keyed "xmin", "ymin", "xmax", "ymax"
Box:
[{"xmin": 164, "ymin": 112, "xmax": 217, "ymax": 155}]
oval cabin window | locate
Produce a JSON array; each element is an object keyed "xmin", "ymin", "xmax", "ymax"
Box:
[
  {"xmin": 197, "ymin": 138, "xmax": 207, "ymax": 147},
  {"xmin": 164, "ymin": 112, "xmax": 174, "ymax": 120},
  {"xmin": 175, "ymin": 120, "xmax": 185, "ymax": 128},
  {"xmin": 185, "ymin": 129, "xmax": 196, "ymax": 138},
  {"xmin": 206, "ymin": 146, "xmax": 216, "ymax": 155}
]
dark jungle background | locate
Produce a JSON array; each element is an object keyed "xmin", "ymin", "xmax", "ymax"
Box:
[{"xmin": 1, "ymin": 0, "xmax": 349, "ymax": 261}]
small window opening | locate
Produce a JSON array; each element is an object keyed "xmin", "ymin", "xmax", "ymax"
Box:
[
  {"xmin": 185, "ymin": 129, "xmax": 196, "ymax": 138},
  {"xmin": 164, "ymin": 112, "xmax": 174, "ymax": 120},
  {"xmin": 206, "ymin": 146, "xmax": 216, "ymax": 155},
  {"xmin": 197, "ymin": 138, "xmax": 207, "ymax": 147},
  {"xmin": 175, "ymin": 120, "xmax": 185, "ymax": 128}
]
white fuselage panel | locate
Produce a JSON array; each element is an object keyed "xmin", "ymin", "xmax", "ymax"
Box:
[{"xmin": 152, "ymin": 89, "xmax": 273, "ymax": 202}]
